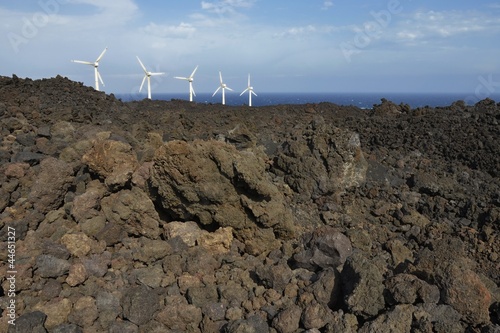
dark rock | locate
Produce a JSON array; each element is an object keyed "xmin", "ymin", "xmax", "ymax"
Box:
[
  {"xmin": 341, "ymin": 251, "xmax": 385, "ymax": 319},
  {"xmin": 155, "ymin": 295, "xmax": 203, "ymax": 331},
  {"xmin": 35, "ymin": 255, "xmax": 71, "ymax": 278},
  {"xmin": 122, "ymin": 285, "xmax": 160, "ymax": 326},
  {"xmin": 108, "ymin": 321, "xmax": 139, "ymax": 333},
  {"xmin": 307, "ymin": 268, "xmax": 342, "ymax": 309},
  {"xmin": 96, "ymin": 291, "xmax": 122, "ymax": 328},
  {"xmin": 186, "ymin": 285, "xmax": 219, "ymax": 308},
  {"xmin": 358, "ymin": 304, "xmax": 414, "ymax": 333},
  {"xmin": 272, "ymin": 305, "xmax": 302, "ymax": 333},
  {"xmin": 28, "ymin": 157, "xmax": 74, "ymax": 213},
  {"xmin": 273, "ymin": 119, "xmax": 367, "ymax": 200},
  {"xmin": 202, "ymin": 302, "xmax": 227, "ymax": 322},
  {"xmin": 386, "ymin": 273, "xmax": 440, "ymax": 305},
  {"xmin": 51, "ymin": 323, "xmax": 83, "ymax": 333},
  {"xmin": 301, "ymin": 301, "xmax": 333, "ymax": 330},
  {"xmin": 255, "ymin": 260, "xmax": 293, "ymax": 293},
  {"xmin": 294, "ymin": 226, "xmax": 352, "ymax": 271},
  {"xmin": 224, "ymin": 315, "xmax": 270, "ymax": 333},
  {"xmin": 101, "ymin": 187, "xmax": 161, "ymax": 239},
  {"xmin": 8, "ymin": 311, "xmax": 47, "ymax": 333},
  {"xmin": 10, "ymin": 151, "xmax": 45, "ymax": 165}
]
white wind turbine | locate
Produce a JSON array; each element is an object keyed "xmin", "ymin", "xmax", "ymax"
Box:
[
  {"xmin": 174, "ymin": 65, "xmax": 198, "ymax": 102},
  {"xmin": 136, "ymin": 56, "xmax": 165, "ymax": 100},
  {"xmin": 71, "ymin": 47, "xmax": 108, "ymax": 91},
  {"xmin": 212, "ymin": 71, "xmax": 233, "ymax": 105},
  {"xmin": 240, "ymin": 74, "xmax": 257, "ymax": 107}
]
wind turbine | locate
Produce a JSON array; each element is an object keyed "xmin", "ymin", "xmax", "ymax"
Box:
[
  {"xmin": 212, "ymin": 71, "xmax": 233, "ymax": 105},
  {"xmin": 174, "ymin": 65, "xmax": 198, "ymax": 102},
  {"xmin": 240, "ymin": 74, "xmax": 257, "ymax": 107},
  {"xmin": 71, "ymin": 47, "xmax": 108, "ymax": 91},
  {"xmin": 136, "ymin": 56, "xmax": 165, "ymax": 100}
]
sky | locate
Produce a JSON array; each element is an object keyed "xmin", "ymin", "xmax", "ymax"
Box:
[{"xmin": 1, "ymin": 0, "xmax": 500, "ymax": 98}]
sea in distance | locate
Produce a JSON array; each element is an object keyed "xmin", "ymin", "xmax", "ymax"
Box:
[{"xmin": 116, "ymin": 92, "xmax": 500, "ymax": 109}]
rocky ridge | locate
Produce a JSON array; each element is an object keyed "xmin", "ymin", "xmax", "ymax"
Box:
[{"xmin": 0, "ymin": 75, "xmax": 499, "ymax": 332}]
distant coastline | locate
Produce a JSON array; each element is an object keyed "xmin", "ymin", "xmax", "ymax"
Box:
[{"xmin": 116, "ymin": 92, "xmax": 500, "ymax": 109}]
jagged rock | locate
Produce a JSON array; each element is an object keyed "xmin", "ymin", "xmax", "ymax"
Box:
[
  {"xmin": 272, "ymin": 305, "xmax": 302, "ymax": 333},
  {"xmin": 411, "ymin": 240, "xmax": 492, "ymax": 325},
  {"xmin": 60, "ymin": 233, "xmax": 93, "ymax": 258},
  {"xmin": 28, "ymin": 157, "xmax": 73, "ymax": 213},
  {"xmin": 8, "ymin": 311, "xmax": 47, "ymax": 333},
  {"xmin": 65, "ymin": 262, "xmax": 88, "ymax": 287},
  {"xmin": 33, "ymin": 298, "xmax": 72, "ymax": 330},
  {"xmin": 70, "ymin": 180, "xmax": 107, "ymax": 223},
  {"xmin": 151, "ymin": 139, "xmax": 295, "ymax": 255},
  {"xmin": 122, "ymin": 285, "xmax": 160, "ymax": 326},
  {"xmin": 273, "ymin": 117, "xmax": 367, "ymax": 200},
  {"xmin": 224, "ymin": 315, "xmax": 270, "ymax": 333},
  {"xmin": 386, "ymin": 274, "xmax": 440, "ymax": 305},
  {"xmin": 82, "ymin": 139, "xmax": 139, "ymax": 190},
  {"xmin": 101, "ymin": 186, "xmax": 161, "ymax": 239},
  {"xmin": 294, "ymin": 226, "xmax": 352, "ymax": 271},
  {"xmin": 358, "ymin": 304, "xmax": 414, "ymax": 333},
  {"xmin": 301, "ymin": 301, "xmax": 333, "ymax": 330},
  {"xmin": 67, "ymin": 296, "xmax": 98, "ymax": 328},
  {"xmin": 35, "ymin": 254, "xmax": 71, "ymax": 278},
  {"xmin": 341, "ymin": 251, "xmax": 385, "ymax": 319},
  {"xmin": 155, "ymin": 295, "xmax": 203, "ymax": 331}
]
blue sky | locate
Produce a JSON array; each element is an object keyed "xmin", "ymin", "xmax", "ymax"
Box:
[{"xmin": 1, "ymin": 0, "xmax": 500, "ymax": 97}]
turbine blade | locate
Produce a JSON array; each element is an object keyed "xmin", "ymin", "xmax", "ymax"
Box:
[
  {"xmin": 136, "ymin": 56, "xmax": 147, "ymax": 73},
  {"xmin": 190, "ymin": 84, "xmax": 196, "ymax": 96},
  {"xmin": 226, "ymin": 86, "xmax": 233, "ymax": 91},
  {"xmin": 139, "ymin": 76, "xmax": 146, "ymax": 92},
  {"xmin": 248, "ymin": 74, "xmax": 251, "ymax": 86},
  {"xmin": 174, "ymin": 76, "xmax": 188, "ymax": 80},
  {"xmin": 219, "ymin": 71, "xmax": 223, "ymax": 84},
  {"xmin": 252, "ymin": 91, "xmax": 257, "ymax": 96},
  {"xmin": 190, "ymin": 65, "xmax": 199, "ymax": 78},
  {"xmin": 150, "ymin": 72, "xmax": 165, "ymax": 76},
  {"xmin": 96, "ymin": 47, "xmax": 108, "ymax": 62},
  {"xmin": 97, "ymin": 71, "xmax": 105, "ymax": 86},
  {"xmin": 72, "ymin": 60, "xmax": 93, "ymax": 65},
  {"xmin": 212, "ymin": 86, "xmax": 221, "ymax": 97},
  {"xmin": 240, "ymin": 88, "xmax": 249, "ymax": 96}
]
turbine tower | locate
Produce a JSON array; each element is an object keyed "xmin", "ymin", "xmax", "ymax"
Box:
[
  {"xmin": 212, "ymin": 71, "xmax": 233, "ymax": 105},
  {"xmin": 136, "ymin": 56, "xmax": 165, "ymax": 100},
  {"xmin": 240, "ymin": 74, "xmax": 257, "ymax": 107},
  {"xmin": 174, "ymin": 65, "xmax": 198, "ymax": 102},
  {"xmin": 71, "ymin": 47, "xmax": 108, "ymax": 91}
]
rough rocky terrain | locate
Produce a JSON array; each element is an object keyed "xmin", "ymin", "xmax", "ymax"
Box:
[{"xmin": 0, "ymin": 74, "xmax": 499, "ymax": 332}]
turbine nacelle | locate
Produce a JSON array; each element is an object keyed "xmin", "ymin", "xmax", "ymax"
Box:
[
  {"xmin": 137, "ymin": 56, "xmax": 165, "ymax": 100},
  {"xmin": 174, "ymin": 65, "xmax": 198, "ymax": 102},
  {"xmin": 240, "ymin": 74, "xmax": 257, "ymax": 107},
  {"xmin": 212, "ymin": 71, "xmax": 233, "ymax": 105},
  {"xmin": 71, "ymin": 47, "xmax": 108, "ymax": 91}
]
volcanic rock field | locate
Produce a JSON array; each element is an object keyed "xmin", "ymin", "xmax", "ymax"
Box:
[{"xmin": 0, "ymin": 75, "xmax": 499, "ymax": 332}]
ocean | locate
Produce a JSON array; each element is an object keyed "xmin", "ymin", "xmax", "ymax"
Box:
[{"xmin": 116, "ymin": 92, "xmax": 500, "ymax": 109}]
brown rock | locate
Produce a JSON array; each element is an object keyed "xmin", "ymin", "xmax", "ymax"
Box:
[
  {"xmin": 60, "ymin": 233, "xmax": 92, "ymax": 258},
  {"xmin": 82, "ymin": 139, "xmax": 139, "ymax": 189},
  {"xmin": 101, "ymin": 186, "xmax": 161, "ymax": 239},
  {"xmin": 28, "ymin": 157, "xmax": 73, "ymax": 213},
  {"xmin": 151, "ymin": 139, "xmax": 295, "ymax": 255},
  {"xmin": 66, "ymin": 262, "xmax": 88, "ymax": 287}
]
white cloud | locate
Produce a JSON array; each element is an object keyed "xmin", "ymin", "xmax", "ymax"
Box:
[
  {"xmin": 141, "ymin": 22, "xmax": 196, "ymax": 39},
  {"xmin": 201, "ymin": 0, "xmax": 255, "ymax": 15},
  {"xmin": 322, "ymin": 1, "xmax": 334, "ymax": 10},
  {"xmin": 395, "ymin": 10, "xmax": 500, "ymax": 43},
  {"xmin": 274, "ymin": 24, "xmax": 336, "ymax": 38}
]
